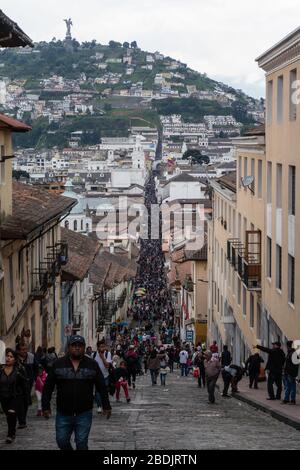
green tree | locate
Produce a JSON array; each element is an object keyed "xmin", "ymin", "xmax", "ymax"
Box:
[
  {"xmin": 130, "ymin": 41, "xmax": 138, "ymax": 49},
  {"xmin": 123, "ymin": 42, "xmax": 130, "ymax": 49},
  {"xmin": 13, "ymin": 170, "xmax": 30, "ymax": 180},
  {"xmin": 109, "ymin": 40, "xmax": 122, "ymax": 48},
  {"xmin": 183, "ymin": 149, "xmax": 210, "ymax": 165}
]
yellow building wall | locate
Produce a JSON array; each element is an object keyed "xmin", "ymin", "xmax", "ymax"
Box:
[
  {"xmin": 0, "ymin": 130, "xmax": 13, "ymax": 217},
  {"xmin": 264, "ymin": 59, "xmax": 300, "ymax": 340}
]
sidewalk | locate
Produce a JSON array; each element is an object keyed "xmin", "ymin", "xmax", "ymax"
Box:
[{"xmin": 231, "ymin": 377, "xmax": 300, "ymax": 431}]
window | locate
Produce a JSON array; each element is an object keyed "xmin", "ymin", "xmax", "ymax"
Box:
[
  {"xmin": 243, "ymin": 286, "xmax": 247, "ymax": 316},
  {"xmin": 267, "ymin": 162, "xmax": 272, "ymax": 204},
  {"xmin": 9, "ymin": 255, "xmax": 14, "ymax": 301},
  {"xmin": 258, "ymin": 160, "xmax": 262, "ymax": 198},
  {"xmin": 267, "ymin": 80, "xmax": 273, "ymax": 124},
  {"xmin": 243, "ymin": 217, "xmax": 247, "ymax": 243},
  {"xmin": 81, "ymin": 220, "xmax": 84, "ymax": 231},
  {"xmin": 238, "ymin": 279, "xmax": 241, "ymax": 305},
  {"xmin": 267, "ymin": 237, "xmax": 272, "ymax": 278},
  {"xmin": 276, "ymin": 164, "xmax": 282, "ymax": 209},
  {"xmin": 243, "ymin": 157, "xmax": 248, "ymax": 190},
  {"xmin": 276, "ymin": 244, "xmax": 282, "ymax": 291},
  {"xmin": 288, "ymin": 255, "xmax": 295, "ymax": 305},
  {"xmin": 277, "ymin": 76, "xmax": 284, "ymax": 123},
  {"xmin": 289, "ymin": 69, "xmax": 297, "ymax": 121},
  {"xmin": 65, "ymin": 220, "xmax": 69, "ymax": 229},
  {"xmin": 289, "ymin": 166, "xmax": 296, "ymax": 216},
  {"xmin": 232, "ymin": 209, "xmax": 236, "ymax": 237},
  {"xmin": 257, "ymin": 302, "xmax": 261, "ymax": 339},
  {"xmin": 251, "ymin": 158, "xmax": 255, "ymax": 194},
  {"xmin": 250, "ymin": 294, "xmax": 254, "ymax": 328},
  {"xmin": 238, "ymin": 213, "xmax": 241, "ymax": 239},
  {"xmin": 18, "ymin": 250, "xmax": 24, "ymax": 286},
  {"xmin": 0, "ymin": 145, "xmax": 5, "ymax": 185},
  {"xmin": 74, "ymin": 220, "xmax": 77, "ymax": 231}
]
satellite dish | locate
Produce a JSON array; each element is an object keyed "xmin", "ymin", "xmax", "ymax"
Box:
[{"xmin": 241, "ymin": 176, "xmax": 254, "ymax": 188}]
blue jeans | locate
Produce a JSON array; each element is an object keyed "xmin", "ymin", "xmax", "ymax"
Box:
[
  {"xmin": 160, "ymin": 373, "xmax": 167, "ymax": 386},
  {"xmin": 181, "ymin": 364, "xmax": 188, "ymax": 377},
  {"xmin": 150, "ymin": 369, "xmax": 158, "ymax": 385},
  {"xmin": 284, "ymin": 375, "xmax": 297, "ymax": 402},
  {"xmin": 56, "ymin": 410, "xmax": 93, "ymax": 450},
  {"xmin": 95, "ymin": 376, "xmax": 110, "ymax": 407}
]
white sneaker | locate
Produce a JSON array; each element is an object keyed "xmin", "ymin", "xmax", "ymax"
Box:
[{"xmin": 97, "ymin": 406, "xmax": 102, "ymax": 414}]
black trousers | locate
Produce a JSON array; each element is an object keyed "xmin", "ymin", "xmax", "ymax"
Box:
[
  {"xmin": 1, "ymin": 397, "xmax": 22, "ymax": 437},
  {"xmin": 198, "ymin": 368, "xmax": 206, "ymax": 387},
  {"xmin": 222, "ymin": 371, "xmax": 232, "ymax": 395},
  {"xmin": 249, "ymin": 373, "xmax": 259, "ymax": 388},
  {"xmin": 128, "ymin": 369, "xmax": 136, "ymax": 387},
  {"xmin": 17, "ymin": 395, "xmax": 28, "ymax": 426},
  {"xmin": 268, "ymin": 372, "xmax": 282, "ymax": 399}
]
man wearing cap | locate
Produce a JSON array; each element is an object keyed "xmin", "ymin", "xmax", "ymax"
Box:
[
  {"xmin": 42, "ymin": 335, "xmax": 111, "ymax": 450},
  {"xmin": 255, "ymin": 342, "xmax": 286, "ymax": 401}
]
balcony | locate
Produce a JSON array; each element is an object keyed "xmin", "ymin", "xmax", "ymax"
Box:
[
  {"xmin": 227, "ymin": 239, "xmax": 243, "ymax": 270},
  {"xmin": 231, "ymin": 231, "xmax": 262, "ymax": 291},
  {"xmin": 31, "ymin": 269, "xmax": 53, "ymax": 300},
  {"xmin": 46, "ymin": 241, "xmax": 69, "ymax": 274}
]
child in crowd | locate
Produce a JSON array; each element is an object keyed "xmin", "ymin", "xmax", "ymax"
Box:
[
  {"xmin": 35, "ymin": 365, "xmax": 47, "ymax": 416},
  {"xmin": 114, "ymin": 361, "xmax": 131, "ymax": 403}
]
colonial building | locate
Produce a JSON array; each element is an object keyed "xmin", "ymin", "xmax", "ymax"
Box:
[{"xmin": 208, "ymin": 26, "xmax": 300, "ymax": 363}]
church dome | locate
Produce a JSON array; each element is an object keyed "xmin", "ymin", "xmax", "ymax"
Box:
[{"xmin": 63, "ymin": 179, "xmax": 85, "ymax": 215}]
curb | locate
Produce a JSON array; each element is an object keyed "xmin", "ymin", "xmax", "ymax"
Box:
[{"xmin": 232, "ymin": 393, "xmax": 300, "ymax": 432}]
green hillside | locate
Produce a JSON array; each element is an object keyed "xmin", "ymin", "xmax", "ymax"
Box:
[{"xmin": 0, "ymin": 39, "xmax": 262, "ymax": 148}]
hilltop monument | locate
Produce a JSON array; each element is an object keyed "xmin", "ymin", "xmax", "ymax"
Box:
[
  {"xmin": 63, "ymin": 18, "xmax": 73, "ymax": 52},
  {"xmin": 64, "ymin": 18, "xmax": 73, "ymax": 39}
]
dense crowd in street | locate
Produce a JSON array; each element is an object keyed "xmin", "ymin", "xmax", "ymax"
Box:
[{"xmin": 0, "ymin": 172, "xmax": 299, "ymax": 449}]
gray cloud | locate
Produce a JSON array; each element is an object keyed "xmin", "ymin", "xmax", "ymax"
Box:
[{"xmin": 1, "ymin": 0, "xmax": 300, "ymax": 97}]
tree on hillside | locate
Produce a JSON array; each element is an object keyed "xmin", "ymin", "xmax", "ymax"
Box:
[
  {"xmin": 13, "ymin": 170, "xmax": 30, "ymax": 180},
  {"xmin": 130, "ymin": 41, "xmax": 138, "ymax": 49},
  {"xmin": 123, "ymin": 41, "xmax": 130, "ymax": 49},
  {"xmin": 109, "ymin": 40, "xmax": 122, "ymax": 48},
  {"xmin": 183, "ymin": 149, "xmax": 210, "ymax": 165}
]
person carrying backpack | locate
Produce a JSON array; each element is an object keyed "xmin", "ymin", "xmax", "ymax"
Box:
[{"xmin": 92, "ymin": 341, "xmax": 113, "ymax": 414}]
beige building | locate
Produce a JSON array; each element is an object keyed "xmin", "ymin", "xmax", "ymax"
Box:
[
  {"xmin": 208, "ymin": 27, "xmax": 300, "ymax": 363},
  {"xmin": 169, "ymin": 242, "xmax": 208, "ymax": 345},
  {"xmin": 256, "ymin": 28, "xmax": 300, "ymax": 342},
  {"xmin": 208, "ymin": 129, "xmax": 265, "ymax": 364},
  {"xmin": 0, "ymin": 115, "xmax": 76, "ymax": 352}
]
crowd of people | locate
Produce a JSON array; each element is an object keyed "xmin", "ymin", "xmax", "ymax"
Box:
[{"xmin": 1, "ymin": 173, "xmax": 299, "ymax": 449}]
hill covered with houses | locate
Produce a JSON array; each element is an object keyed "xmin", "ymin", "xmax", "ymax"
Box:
[{"xmin": 0, "ymin": 39, "xmax": 264, "ymax": 148}]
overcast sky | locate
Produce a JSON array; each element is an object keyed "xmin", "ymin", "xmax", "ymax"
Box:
[{"xmin": 2, "ymin": 0, "xmax": 300, "ymax": 98}]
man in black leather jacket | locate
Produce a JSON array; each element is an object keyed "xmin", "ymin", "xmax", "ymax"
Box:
[{"xmin": 42, "ymin": 335, "xmax": 111, "ymax": 450}]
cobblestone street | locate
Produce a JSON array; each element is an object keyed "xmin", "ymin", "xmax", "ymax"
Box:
[{"xmin": 1, "ymin": 369, "xmax": 299, "ymax": 450}]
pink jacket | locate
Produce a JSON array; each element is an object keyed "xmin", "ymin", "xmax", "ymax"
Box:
[{"xmin": 35, "ymin": 371, "xmax": 47, "ymax": 393}]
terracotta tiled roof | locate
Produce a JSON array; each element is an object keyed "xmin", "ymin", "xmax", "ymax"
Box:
[
  {"xmin": 0, "ymin": 10, "xmax": 33, "ymax": 47},
  {"xmin": 184, "ymin": 243, "xmax": 208, "ymax": 262},
  {"xmin": 217, "ymin": 171, "xmax": 237, "ymax": 193},
  {"xmin": 0, "ymin": 113, "xmax": 32, "ymax": 132},
  {"xmin": 89, "ymin": 254, "xmax": 111, "ymax": 293},
  {"xmin": 61, "ymin": 228, "xmax": 100, "ymax": 281},
  {"xmin": 0, "ymin": 182, "xmax": 77, "ymax": 240},
  {"xmin": 244, "ymin": 124, "xmax": 265, "ymax": 136}
]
